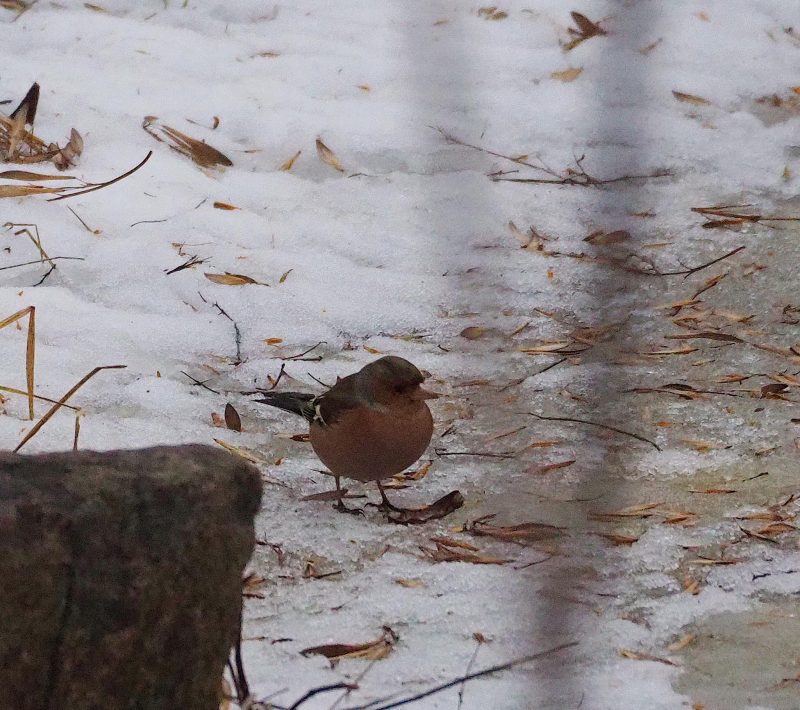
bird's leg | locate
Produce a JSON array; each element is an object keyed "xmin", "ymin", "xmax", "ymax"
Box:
[
  {"xmin": 333, "ymin": 475, "xmax": 363, "ymax": 516},
  {"xmin": 376, "ymin": 481, "xmax": 404, "ymax": 512}
]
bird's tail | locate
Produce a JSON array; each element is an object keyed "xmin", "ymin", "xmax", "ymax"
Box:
[{"xmin": 253, "ymin": 391, "xmax": 316, "ymax": 420}]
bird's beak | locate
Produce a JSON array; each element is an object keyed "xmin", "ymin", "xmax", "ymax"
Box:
[{"xmin": 411, "ymin": 386, "xmax": 440, "ymax": 400}]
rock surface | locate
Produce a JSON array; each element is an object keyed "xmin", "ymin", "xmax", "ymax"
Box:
[{"xmin": 0, "ymin": 445, "xmax": 262, "ymax": 710}]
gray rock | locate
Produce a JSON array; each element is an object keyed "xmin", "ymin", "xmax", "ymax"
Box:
[{"xmin": 0, "ymin": 445, "xmax": 262, "ymax": 710}]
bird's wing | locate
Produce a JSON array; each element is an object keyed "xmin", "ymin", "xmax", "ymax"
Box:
[
  {"xmin": 253, "ymin": 391, "xmax": 317, "ymax": 422},
  {"xmin": 314, "ymin": 373, "xmax": 366, "ymax": 426}
]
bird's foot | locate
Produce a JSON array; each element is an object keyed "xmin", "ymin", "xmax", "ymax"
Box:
[{"xmin": 334, "ymin": 500, "xmax": 365, "ymax": 516}]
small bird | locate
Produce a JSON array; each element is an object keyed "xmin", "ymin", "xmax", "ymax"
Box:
[{"xmin": 254, "ymin": 356, "xmax": 439, "ymax": 512}]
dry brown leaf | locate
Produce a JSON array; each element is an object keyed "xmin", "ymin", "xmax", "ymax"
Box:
[
  {"xmin": 394, "ymin": 460, "xmax": 432, "ymax": 482},
  {"xmin": 681, "ymin": 439, "xmax": 723, "ymax": 453},
  {"xmin": 667, "ymin": 633, "xmax": 696, "ymax": 652},
  {"xmin": 672, "ymin": 91, "xmax": 712, "ymax": 106},
  {"xmin": 460, "ymin": 326, "xmax": 487, "ymax": 340},
  {"xmin": 263, "ymin": 337, "xmax": 283, "ymax": 345},
  {"xmin": 387, "ymin": 490, "xmax": 464, "ymax": 524},
  {"xmin": 584, "ymin": 229, "xmax": 630, "ymax": 245},
  {"xmin": 478, "ymin": 6, "xmax": 508, "ymax": 20},
  {"xmin": 529, "ymin": 459, "xmax": 576, "ymax": 475},
  {"xmin": 395, "ymin": 577, "xmax": 426, "ymax": 588},
  {"xmin": 0, "ymin": 170, "xmax": 75, "ymax": 181},
  {"xmin": 520, "ymin": 341, "xmax": 573, "ymax": 353},
  {"xmin": 638, "ymin": 345, "xmax": 699, "ymax": 356},
  {"xmin": 301, "ymin": 488, "xmax": 349, "ymax": 502},
  {"xmin": 279, "ymin": 150, "xmax": 301, "ymax": 171},
  {"xmin": 665, "ymin": 331, "xmax": 742, "ymax": 343},
  {"xmin": 467, "ymin": 516, "xmax": 562, "ymax": 543},
  {"xmin": 688, "ymin": 487, "xmax": 736, "ymax": 494},
  {"xmin": 0, "ymin": 184, "xmax": 65, "ymax": 198},
  {"xmin": 142, "ymin": 116, "xmax": 232, "ymax": 168},
  {"xmin": 213, "ymin": 201, "xmax": 239, "ymax": 210},
  {"xmin": 597, "ymin": 532, "xmax": 639, "ymax": 545},
  {"xmin": 420, "ymin": 542, "xmax": 510, "ymax": 565},
  {"xmin": 301, "ymin": 627, "xmax": 397, "ymax": 665},
  {"xmin": 224, "ymin": 403, "xmax": 242, "ymax": 432},
  {"xmin": 551, "ymin": 67, "xmax": 583, "ymax": 83},
  {"xmin": 589, "ymin": 502, "xmax": 662, "ymax": 521},
  {"xmin": 430, "ymin": 535, "xmax": 480, "ymax": 551},
  {"xmin": 204, "ymin": 272, "xmax": 263, "ymax": 286},
  {"xmin": 315, "ymin": 138, "xmax": 344, "ymax": 172}
]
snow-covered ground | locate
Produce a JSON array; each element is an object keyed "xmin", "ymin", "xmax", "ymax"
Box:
[{"xmin": 2, "ymin": 1, "xmax": 800, "ymax": 708}]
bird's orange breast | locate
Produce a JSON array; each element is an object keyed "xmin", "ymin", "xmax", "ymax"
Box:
[{"xmin": 310, "ymin": 402, "xmax": 433, "ymax": 482}]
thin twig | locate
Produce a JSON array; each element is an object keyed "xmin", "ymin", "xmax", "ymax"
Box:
[
  {"xmin": 288, "ymin": 684, "xmax": 358, "ymax": 710},
  {"xmin": 0, "ymin": 256, "xmax": 84, "ymax": 272},
  {"xmin": 434, "ymin": 448, "xmax": 516, "ymax": 459},
  {"xmin": 530, "ymin": 413, "xmax": 661, "ymax": 451},
  {"xmin": 340, "ymin": 641, "xmax": 578, "ymax": 710},
  {"xmin": 285, "ymin": 341, "xmax": 326, "ymax": 361},
  {"xmin": 47, "ymin": 151, "xmax": 152, "ymax": 202},
  {"xmin": 180, "ymin": 371, "xmax": 220, "ymax": 395},
  {"xmin": 655, "ymin": 245, "xmax": 745, "ymax": 277}
]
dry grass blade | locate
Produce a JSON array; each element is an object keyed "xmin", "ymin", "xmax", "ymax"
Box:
[
  {"xmin": 0, "ymin": 170, "xmax": 76, "ymax": 181},
  {"xmin": 0, "ymin": 305, "xmax": 35, "ymax": 420},
  {"xmin": 142, "ymin": 116, "xmax": 232, "ymax": 168},
  {"xmin": 0, "ymin": 184, "xmax": 65, "ymax": 198},
  {"xmin": 14, "ymin": 364, "xmax": 126, "ymax": 452}
]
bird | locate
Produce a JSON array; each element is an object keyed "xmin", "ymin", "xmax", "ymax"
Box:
[{"xmin": 253, "ymin": 356, "xmax": 439, "ymax": 513}]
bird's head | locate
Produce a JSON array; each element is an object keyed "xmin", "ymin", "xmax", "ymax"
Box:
[{"xmin": 361, "ymin": 356, "xmax": 440, "ymax": 403}]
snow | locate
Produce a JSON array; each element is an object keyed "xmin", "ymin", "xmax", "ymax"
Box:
[{"xmin": 3, "ymin": 1, "xmax": 800, "ymax": 708}]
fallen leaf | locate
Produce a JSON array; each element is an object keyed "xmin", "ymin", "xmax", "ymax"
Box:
[
  {"xmin": 672, "ymin": 90, "xmax": 712, "ymax": 106},
  {"xmin": 301, "ymin": 489, "xmax": 349, "ymax": 502},
  {"xmin": 589, "ymin": 502, "xmax": 663, "ymax": 521},
  {"xmin": 597, "ymin": 532, "xmax": 639, "ymax": 545},
  {"xmin": 224, "ymin": 403, "xmax": 242, "ymax": 432},
  {"xmin": 142, "ymin": 117, "xmax": 232, "ymax": 168},
  {"xmin": 386, "ymin": 490, "xmax": 464, "ymax": 524},
  {"xmin": 551, "ymin": 67, "xmax": 583, "ymax": 82},
  {"xmin": 460, "ymin": 326, "xmax": 488, "ymax": 340},
  {"xmin": 204, "ymin": 272, "xmax": 263, "ymax": 286},
  {"xmin": 529, "ymin": 459, "xmax": 576, "ymax": 475},
  {"xmin": 263, "ymin": 337, "xmax": 283, "ymax": 345},
  {"xmin": 619, "ymin": 649, "xmax": 679, "ymax": 666},
  {"xmin": 420, "ymin": 542, "xmax": 510, "ymax": 565},
  {"xmin": 688, "ymin": 487, "xmax": 737, "ymax": 494},
  {"xmin": 467, "ymin": 515, "xmax": 562, "ymax": 543},
  {"xmin": 316, "ymin": 138, "xmax": 345, "ymax": 172},
  {"xmin": 395, "ymin": 577, "xmax": 425, "ymax": 588},
  {"xmin": 430, "ymin": 535, "xmax": 480, "ymax": 551},
  {"xmin": 667, "ymin": 633, "xmax": 696, "ymax": 652},
  {"xmin": 584, "ymin": 229, "xmax": 630, "ymax": 245},
  {"xmin": 279, "ymin": 150, "xmax": 301, "ymax": 171},
  {"xmin": 301, "ymin": 627, "xmax": 397, "ymax": 665},
  {"xmin": 0, "ymin": 170, "xmax": 76, "ymax": 181},
  {"xmin": 213, "ymin": 201, "xmax": 239, "ymax": 210}
]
